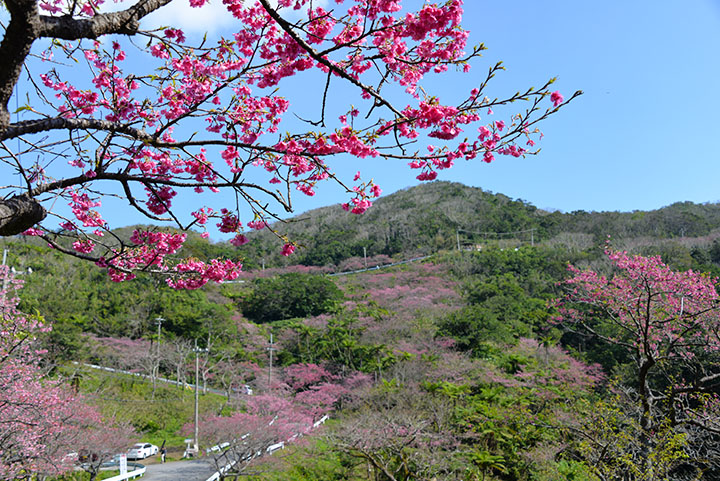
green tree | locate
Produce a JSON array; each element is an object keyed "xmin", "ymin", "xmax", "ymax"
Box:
[
  {"xmin": 240, "ymin": 273, "xmax": 343, "ymax": 323},
  {"xmin": 437, "ymin": 273, "xmax": 548, "ymax": 356}
]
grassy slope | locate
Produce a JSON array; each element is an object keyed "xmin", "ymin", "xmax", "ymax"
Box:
[{"xmin": 64, "ymin": 364, "xmax": 228, "ymax": 453}]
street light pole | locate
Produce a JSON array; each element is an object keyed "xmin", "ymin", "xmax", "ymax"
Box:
[
  {"xmin": 267, "ymin": 333, "xmax": 276, "ymax": 385},
  {"xmin": 193, "ymin": 340, "xmax": 208, "ymax": 455},
  {"xmin": 151, "ymin": 317, "xmax": 164, "ymax": 398}
]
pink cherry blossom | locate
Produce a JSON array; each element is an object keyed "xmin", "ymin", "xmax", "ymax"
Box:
[
  {"xmin": 282, "ymin": 243, "xmax": 296, "ymax": 256},
  {"xmin": 550, "ymin": 90, "xmax": 564, "ymax": 107},
  {"xmin": 4, "ymin": 0, "xmax": 577, "ymax": 290}
]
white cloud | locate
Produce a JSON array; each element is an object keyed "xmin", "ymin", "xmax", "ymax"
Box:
[
  {"xmin": 142, "ymin": 0, "xmax": 236, "ymax": 34},
  {"xmin": 136, "ymin": 0, "xmax": 329, "ymax": 35}
]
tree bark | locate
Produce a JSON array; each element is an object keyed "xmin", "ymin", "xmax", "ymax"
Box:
[
  {"xmin": 0, "ymin": 194, "xmax": 47, "ymax": 236},
  {"xmin": 0, "ymin": 0, "xmax": 173, "ymax": 132}
]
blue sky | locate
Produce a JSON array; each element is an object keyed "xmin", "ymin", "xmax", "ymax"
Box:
[
  {"xmin": 440, "ymin": 1, "xmax": 720, "ymax": 213},
  {"xmin": 7, "ymin": 0, "xmax": 720, "ymax": 235},
  {"xmin": 241, "ymin": 0, "xmax": 720, "ymax": 216}
]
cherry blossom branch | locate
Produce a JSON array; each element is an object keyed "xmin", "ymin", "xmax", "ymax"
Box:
[{"xmin": 258, "ymin": 0, "xmax": 406, "ymax": 119}]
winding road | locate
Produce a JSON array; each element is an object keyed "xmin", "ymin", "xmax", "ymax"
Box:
[{"xmin": 139, "ymin": 459, "xmax": 218, "ymax": 481}]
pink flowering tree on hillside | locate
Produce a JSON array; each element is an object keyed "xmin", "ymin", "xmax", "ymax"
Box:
[
  {"xmin": 558, "ymin": 250, "xmax": 720, "ymax": 476},
  {"xmin": 194, "ymin": 363, "xmax": 364, "ymax": 478},
  {"xmin": 191, "ymin": 392, "xmax": 326, "ymax": 479},
  {"xmin": 0, "ymin": 0, "xmax": 579, "ymax": 288},
  {"xmin": 0, "ymin": 266, "xmax": 105, "ymax": 479},
  {"xmin": 66, "ymin": 408, "xmax": 137, "ymax": 481}
]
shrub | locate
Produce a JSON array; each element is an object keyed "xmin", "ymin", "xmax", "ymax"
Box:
[{"xmin": 240, "ymin": 273, "xmax": 344, "ymax": 323}]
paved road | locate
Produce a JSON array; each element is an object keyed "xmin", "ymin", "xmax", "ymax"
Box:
[{"xmin": 141, "ymin": 459, "xmax": 218, "ymax": 481}]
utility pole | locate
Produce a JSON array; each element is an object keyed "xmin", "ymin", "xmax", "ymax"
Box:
[
  {"xmin": 155, "ymin": 317, "xmax": 164, "ymax": 366},
  {"xmin": 151, "ymin": 317, "xmax": 164, "ymax": 398},
  {"xmin": 456, "ymin": 230, "xmax": 461, "ymax": 251},
  {"xmin": 156, "ymin": 317, "xmax": 164, "ymax": 348},
  {"xmin": 267, "ymin": 333, "xmax": 276, "ymax": 385},
  {"xmin": 531, "ymin": 229, "xmax": 534, "ymax": 247},
  {"xmin": 192, "ymin": 340, "xmax": 208, "ymax": 455},
  {"xmin": 1, "ymin": 249, "xmax": 7, "ymax": 299},
  {"xmin": 363, "ymin": 247, "xmax": 367, "ymax": 268}
]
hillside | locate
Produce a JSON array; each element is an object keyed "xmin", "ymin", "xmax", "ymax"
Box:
[
  {"xmin": 233, "ymin": 181, "xmax": 720, "ymax": 269},
  {"xmin": 4, "ymin": 181, "xmax": 720, "ymax": 480},
  {"xmin": 5, "ymin": 182, "xmax": 720, "ymax": 340},
  {"xmin": 7, "ymin": 181, "xmax": 719, "ymax": 273}
]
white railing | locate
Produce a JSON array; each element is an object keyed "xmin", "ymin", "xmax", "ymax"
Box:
[
  {"xmin": 102, "ymin": 465, "xmax": 146, "ymax": 481},
  {"xmin": 71, "ymin": 362, "xmax": 227, "ymax": 396},
  {"xmin": 328, "ymin": 255, "xmax": 432, "ymax": 277}
]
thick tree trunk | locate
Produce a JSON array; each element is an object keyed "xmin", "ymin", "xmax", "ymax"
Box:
[
  {"xmin": 638, "ymin": 356, "xmax": 656, "ymax": 478},
  {"xmin": 0, "ymin": 194, "xmax": 46, "ymax": 236}
]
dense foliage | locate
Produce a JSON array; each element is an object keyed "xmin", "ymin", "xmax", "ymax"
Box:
[
  {"xmin": 0, "ymin": 239, "xmax": 235, "ymax": 344},
  {"xmin": 4, "ymin": 182, "xmax": 720, "ymax": 479},
  {"xmin": 239, "ymin": 273, "xmax": 344, "ymax": 323},
  {"xmin": 235, "ymin": 182, "xmax": 720, "ymax": 269}
]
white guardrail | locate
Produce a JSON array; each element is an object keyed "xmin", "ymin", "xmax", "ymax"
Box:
[
  {"xmin": 327, "ymin": 255, "xmax": 432, "ymax": 277},
  {"xmin": 102, "ymin": 465, "xmax": 146, "ymax": 481},
  {"xmin": 71, "ymin": 362, "xmax": 227, "ymax": 396}
]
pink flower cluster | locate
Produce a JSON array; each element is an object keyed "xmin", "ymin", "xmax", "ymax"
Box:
[
  {"xmin": 145, "ymin": 186, "xmax": 177, "ymax": 215},
  {"xmin": 99, "ymin": 230, "xmax": 240, "ymax": 287},
  {"xmin": 21, "ymin": 0, "xmax": 573, "ymax": 287},
  {"xmin": 167, "ymin": 258, "xmax": 242, "ymax": 289},
  {"xmin": 217, "ymin": 211, "xmax": 241, "ymax": 233},
  {"xmin": 69, "ymin": 191, "xmax": 105, "ymax": 228},
  {"xmin": 562, "ymin": 249, "xmax": 720, "ymax": 361},
  {"xmin": 72, "ymin": 239, "xmax": 96, "ymax": 254}
]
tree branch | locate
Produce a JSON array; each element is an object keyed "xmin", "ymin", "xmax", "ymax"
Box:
[
  {"xmin": 0, "ymin": 0, "xmax": 40, "ymax": 129},
  {"xmin": 38, "ymin": 0, "xmax": 175, "ymax": 40},
  {"xmin": 258, "ymin": 0, "xmax": 406, "ymax": 120},
  {"xmin": 0, "ymin": 0, "xmax": 174, "ymax": 131},
  {"xmin": 0, "ymin": 194, "xmax": 47, "ymax": 235},
  {"xmin": 1, "ymin": 117, "xmax": 155, "ymax": 142}
]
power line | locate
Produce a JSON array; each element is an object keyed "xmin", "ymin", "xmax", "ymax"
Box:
[
  {"xmin": 457, "ymin": 227, "xmax": 537, "ymax": 237},
  {"xmin": 456, "ymin": 227, "xmax": 536, "ymax": 248}
]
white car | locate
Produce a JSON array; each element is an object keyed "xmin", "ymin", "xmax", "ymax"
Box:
[{"xmin": 127, "ymin": 443, "xmax": 158, "ymax": 460}]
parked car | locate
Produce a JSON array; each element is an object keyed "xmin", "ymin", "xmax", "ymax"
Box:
[
  {"xmin": 127, "ymin": 443, "xmax": 158, "ymax": 460},
  {"xmin": 100, "ymin": 454, "xmax": 125, "ymax": 468},
  {"xmin": 232, "ymin": 384, "xmax": 253, "ymax": 395}
]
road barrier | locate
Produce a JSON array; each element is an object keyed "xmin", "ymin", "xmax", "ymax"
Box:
[
  {"xmin": 328, "ymin": 255, "xmax": 432, "ymax": 277},
  {"xmin": 71, "ymin": 362, "xmax": 226, "ymax": 396},
  {"xmin": 102, "ymin": 463, "xmax": 146, "ymax": 481}
]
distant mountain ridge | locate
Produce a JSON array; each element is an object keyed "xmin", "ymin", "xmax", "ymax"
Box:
[
  {"xmin": 232, "ymin": 181, "xmax": 720, "ymax": 268},
  {"xmin": 9, "ymin": 181, "xmax": 718, "ymax": 270}
]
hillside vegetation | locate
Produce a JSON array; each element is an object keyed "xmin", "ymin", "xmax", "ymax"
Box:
[
  {"xmin": 4, "ymin": 181, "xmax": 720, "ymax": 480},
  {"xmin": 233, "ymin": 181, "xmax": 720, "ymax": 269}
]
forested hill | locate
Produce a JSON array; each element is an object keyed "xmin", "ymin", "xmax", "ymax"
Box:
[
  {"xmin": 5, "ymin": 181, "xmax": 720, "ymax": 272},
  {"xmin": 234, "ymin": 181, "xmax": 720, "ymax": 268},
  {"xmin": 4, "ymin": 179, "xmax": 720, "ymax": 348}
]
